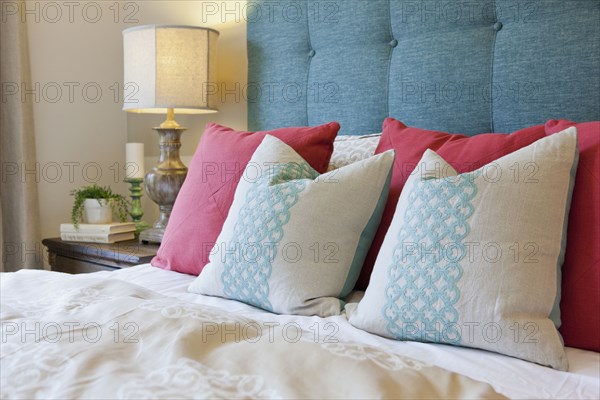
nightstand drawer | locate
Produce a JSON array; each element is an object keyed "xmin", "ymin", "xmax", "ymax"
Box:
[
  {"xmin": 43, "ymin": 238, "xmax": 159, "ymax": 274},
  {"xmin": 52, "ymin": 255, "xmax": 120, "ymax": 274}
]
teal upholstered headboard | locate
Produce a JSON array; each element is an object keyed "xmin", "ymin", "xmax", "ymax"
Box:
[{"xmin": 247, "ymin": 0, "xmax": 600, "ymax": 135}]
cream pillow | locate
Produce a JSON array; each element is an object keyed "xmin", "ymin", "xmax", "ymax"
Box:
[
  {"xmin": 347, "ymin": 128, "xmax": 578, "ymax": 370},
  {"xmin": 190, "ymin": 135, "xmax": 394, "ymax": 317}
]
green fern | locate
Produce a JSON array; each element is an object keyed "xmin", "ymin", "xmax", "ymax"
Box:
[{"xmin": 70, "ymin": 184, "xmax": 129, "ymax": 228}]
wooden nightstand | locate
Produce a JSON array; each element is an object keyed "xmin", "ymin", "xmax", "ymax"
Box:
[{"xmin": 42, "ymin": 238, "xmax": 159, "ymax": 274}]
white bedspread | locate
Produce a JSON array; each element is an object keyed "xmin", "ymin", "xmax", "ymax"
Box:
[{"xmin": 2, "ymin": 265, "xmax": 599, "ymax": 399}]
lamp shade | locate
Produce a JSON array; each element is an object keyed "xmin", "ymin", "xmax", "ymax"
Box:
[{"xmin": 122, "ymin": 25, "xmax": 219, "ymax": 114}]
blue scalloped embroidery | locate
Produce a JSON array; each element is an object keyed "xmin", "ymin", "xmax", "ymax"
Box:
[
  {"xmin": 383, "ymin": 175, "xmax": 477, "ymax": 344},
  {"xmin": 221, "ymin": 162, "xmax": 317, "ymax": 311}
]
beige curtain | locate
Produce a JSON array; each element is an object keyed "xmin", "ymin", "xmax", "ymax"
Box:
[{"xmin": 0, "ymin": 9, "xmax": 42, "ymax": 272}]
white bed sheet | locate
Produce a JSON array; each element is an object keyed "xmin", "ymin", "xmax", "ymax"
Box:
[{"xmin": 104, "ymin": 264, "xmax": 599, "ymax": 399}]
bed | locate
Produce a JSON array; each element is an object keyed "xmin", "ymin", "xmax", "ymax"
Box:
[{"xmin": 2, "ymin": 0, "xmax": 599, "ymax": 399}]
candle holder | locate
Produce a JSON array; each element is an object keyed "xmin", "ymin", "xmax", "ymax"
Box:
[{"xmin": 124, "ymin": 177, "xmax": 150, "ymax": 237}]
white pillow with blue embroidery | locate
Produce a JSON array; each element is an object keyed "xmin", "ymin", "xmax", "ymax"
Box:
[
  {"xmin": 189, "ymin": 135, "xmax": 394, "ymax": 317},
  {"xmin": 347, "ymin": 128, "xmax": 578, "ymax": 371}
]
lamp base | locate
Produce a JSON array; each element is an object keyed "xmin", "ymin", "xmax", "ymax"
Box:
[
  {"xmin": 139, "ymin": 203, "xmax": 172, "ymax": 243},
  {"xmin": 143, "ymin": 126, "xmax": 188, "ymax": 244},
  {"xmin": 139, "ymin": 227, "xmax": 164, "ymax": 244}
]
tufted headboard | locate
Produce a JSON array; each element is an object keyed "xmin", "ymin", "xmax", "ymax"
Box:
[{"xmin": 247, "ymin": 0, "xmax": 599, "ymax": 135}]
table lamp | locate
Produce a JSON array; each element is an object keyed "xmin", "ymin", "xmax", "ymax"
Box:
[{"xmin": 123, "ymin": 25, "xmax": 219, "ymax": 243}]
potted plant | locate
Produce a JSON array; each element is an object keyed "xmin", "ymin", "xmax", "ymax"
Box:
[{"xmin": 70, "ymin": 184, "xmax": 129, "ymax": 228}]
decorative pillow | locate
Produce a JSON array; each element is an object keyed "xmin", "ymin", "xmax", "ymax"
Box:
[
  {"xmin": 151, "ymin": 122, "xmax": 340, "ymax": 275},
  {"xmin": 358, "ymin": 119, "xmax": 547, "ymax": 290},
  {"xmin": 347, "ymin": 128, "xmax": 578, "ymax": 371},
  {"xmin": 328, "ymin": 133, "xmax": 381, "ymax": 171},
  {"xmin": 546, "ymin": 120, "xmax": 600, "ymax": 352},
  {"xmin": 189, "ymin": 135, "xmax": 394, "ymax": 317}
]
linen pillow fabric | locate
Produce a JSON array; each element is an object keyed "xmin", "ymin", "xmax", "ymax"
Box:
[
  {"xmin": 546, "ymin": 120, "xmax": 600, "ymax": 352},
  {"xmin": 151, "ymin": 122, "xmax": 340, "ymax": 276},
  {"xmin": 328, "ymin": 133, "xmax": 381, "ymax": 171},
  {"xmin": 189, "ymin": 135, "xmax": 394, "ymax": 317},
  {"xmin": 357, "ymin": 119, "xmax": 548, "ymax": 291},
  {"xmin": 347, "ymin": 128, "xmax": 578, "ymax": 371}
]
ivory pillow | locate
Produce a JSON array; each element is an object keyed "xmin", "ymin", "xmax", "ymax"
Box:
[
  {"xmin": 189, "ymin": 135, "xmax": 394, "ymax": 317},
  {"xmin": 347, "ymin": 128, "xmax": 578, "ymax": 370}
]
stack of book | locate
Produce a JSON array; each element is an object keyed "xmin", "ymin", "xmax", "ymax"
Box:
[{"xmin": 60, "ymin": 222, "xmax": 136, "ymax": 244}]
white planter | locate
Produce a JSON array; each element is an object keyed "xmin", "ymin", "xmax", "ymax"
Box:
[{"xmin": 84, "ymin": 199, "xmax": 113, "ymax": 224}]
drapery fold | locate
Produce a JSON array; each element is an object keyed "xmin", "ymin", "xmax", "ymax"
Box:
[{"xmin": 0, "ymin": 10, "xmax": 42, "ymax": 272}]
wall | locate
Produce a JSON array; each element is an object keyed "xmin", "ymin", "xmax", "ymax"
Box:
[{"xmin": 22, "ymin": 0, "xmax": 248, "ymax": 242}]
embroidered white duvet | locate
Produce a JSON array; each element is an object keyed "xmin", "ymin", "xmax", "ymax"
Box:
[
  {"xmin": 0, "ymin": 270, "xmax": 503, "ymax": 399},
  {"xmin": 1, "ymin": 267, "xmax": 598, "ymax": 399}
]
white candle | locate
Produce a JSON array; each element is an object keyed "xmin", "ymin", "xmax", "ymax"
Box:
[{"xmin": 125, "ymin": 142, "xmax": 145, "ymax": 179}]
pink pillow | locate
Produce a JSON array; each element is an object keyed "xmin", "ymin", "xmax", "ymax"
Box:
[
  {"xmin": 357, "ymin": 118, "xmax": 547, "ymax": 290},
  {"xmin": 546, "ymin": 120, "xmax": 600, "ymax": 352},
  {"xmin": 152, "ymin": 122, "xmax": 340, "ymax": 275}
]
